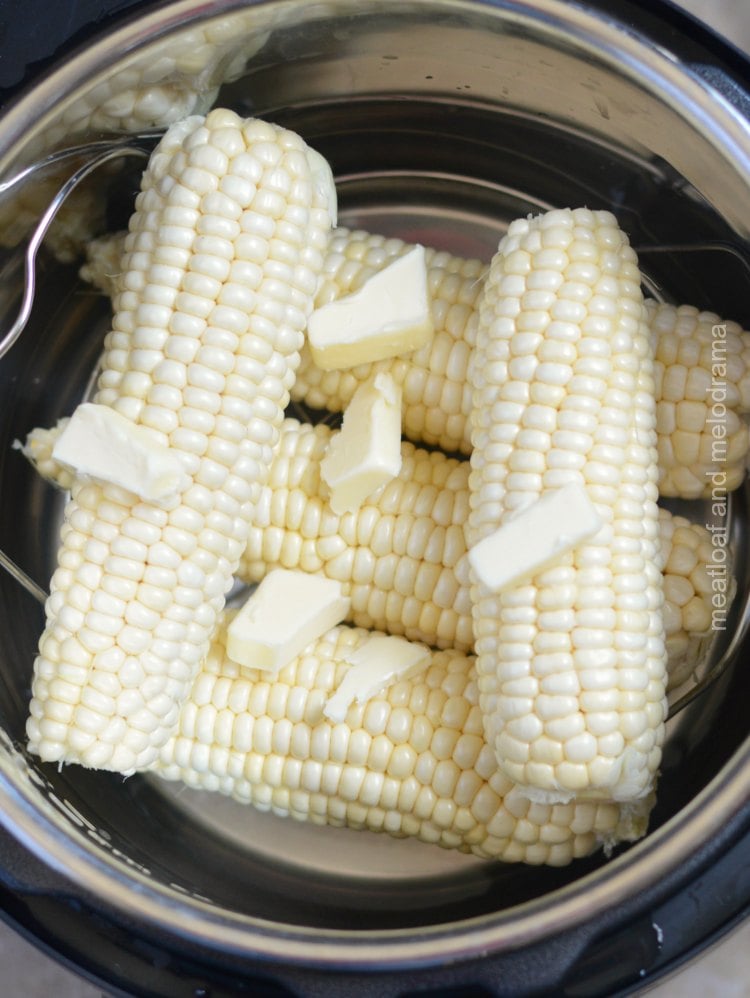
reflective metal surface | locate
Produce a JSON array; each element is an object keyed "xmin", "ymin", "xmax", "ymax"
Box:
[
  {"xmin": 0, "ymin": 140, "xmax": 150, "ymax": 360},
  {"xmin": 0, "ymin": 0, "xmax": 748, "ymax": 985}
]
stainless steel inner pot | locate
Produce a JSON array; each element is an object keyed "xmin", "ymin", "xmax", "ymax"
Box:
[{"xmin": 0, "ymin": 1, "xmax": 748, "ymax": 993}]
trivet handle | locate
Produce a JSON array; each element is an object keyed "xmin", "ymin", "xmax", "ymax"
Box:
[{"xmin": 0, "ymin": 138, "xmax": 152, "ymax": 362}]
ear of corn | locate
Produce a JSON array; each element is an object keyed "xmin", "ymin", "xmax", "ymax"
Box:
[
  {"xmin": 468, "ymin": 208, "xmax": 667, "ymax": 804},
  {"xmin": 1, "ymin": 14, "xmax": 274, "ymax": 264},
  {"xmin": 58, "ymin": 16, "xmax": 269, "ymax": 140},
  {"xmin": 81, "ymin": 225, "xmax": 486, "ymax": 453},
  {"xmin": 240, "ymin": 417, "xmax": 475, "ymax": 652},
  {"xmin": 80, "ymin": 233, "xmax": 129, "ymax": 301},
  {"xmin": 26, "ymin": 109, "xmax": 335, "ymax": 774},
  {"xmin": 78, "ymin": 231, "xmax": 128, "ymax": 304},
  {"xmin": 16, "ymin": 420, "xmax": 77, "ymax": 492},
  {"xmin": 658, "ymin": 508, "xmax": 733, "ymax": 689},
  {"xmin": 81, "ymin": 226, "xmax": 750, "ymax": 500},
  {"xmin": 1, "ymin": 177, "xmax": 109, "ymax": 265},
  {"xmin": 154, "ymin": 621, "xmax": 652, "ymax": 866},
  {"xmin": 649, "ymin": 300, "xmax": 750, "ymax": 498},
  {"xmin": 20, "ymin": 415, "xmax": 724, "ymax": 687},
  {"xmin": 291, "ymin": 229, "xmax": 750, "ymax": 499},
  {"xmin": 293, "ymin": 227, "xmax": 482, "ymax": 457}
]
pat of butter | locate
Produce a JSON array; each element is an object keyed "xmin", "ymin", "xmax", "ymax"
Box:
[
  {"xmin": 468, "ymin": 482, "xmax": 602, "ymax": 592},
  {"xmin": 324, "ymin": 634, "xmax": 431, "ymax": 723},
  {"xmin": 307, "ymin": 244, "xmax": 433, "ymax": 370},
  {"xmin": 226, "ymin": 569, "xmax": 350, "ymax": 674},
  {"xmin": 52, "ymin": 402, "xmax": 189, "ymax": 502},
  {"xmin": 320, "ymin": 372, "xmax": 402, "ymax": 515}
]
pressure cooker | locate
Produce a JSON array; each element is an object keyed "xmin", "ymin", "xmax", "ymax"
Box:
[{"xmin": 0, "ymin": 1, "xmax": 748, "ymax": 995}]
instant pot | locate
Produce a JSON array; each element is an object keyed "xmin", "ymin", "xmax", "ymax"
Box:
[{"xmin": 0, "ymin": 1, "xmax": 748, "ymax": 995}]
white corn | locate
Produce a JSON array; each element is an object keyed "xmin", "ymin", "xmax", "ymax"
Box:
[
  {"xmin": 17, "ymin": 420, "xmax": 76, "ymax": 492},
  {"xmin": 1, "ymin": 14, "xmax": 272, "ymax": 262},
  {"xmin": 649, "ymin": 301, "xmax": 750, "ymax": 498},
  {"xmin": 0, "ymin": 177, "xmax": 107, "ymax": 264},
  {"xmin": 26, "ymin": 109, "xmax": 335, "ymax": 773},
  {"xmin": 241, "ymin": 418, "xmax": 474, "ymax": 651},
  {"xmin": 81, "ymin": 226, "xmax": 485, "ymax": 452},
  {"xmin": 56, "ymin": 17, "xmax": 264, "ymax": 139},
  {"xmin": 155, "ymin": 622, "xmax": 653, "ymax": 866},
  {"xmin": 659, "ymin": 508, "xmax": 734, "ymax": 689},
  {"xmin": 296, "ymin": 229, "xmax": 482, "ymax": 456},
  {"xmin": 296, "ymin": 231, "xmax": 750, "ymax": 498},
  {"xmin": 20, "ymin": 416, "xmax": 724, "ymax": 682},
  {"xmin": 81, "ymin": 227, "xmax": 750, "ymax": 500},
  {"xmin": 468, "ymin": 208, "xmax": 667, "ymax": 803},
  {"xmin": 80, "ymin": 233, "xmax": 128, "ymax": 299}
]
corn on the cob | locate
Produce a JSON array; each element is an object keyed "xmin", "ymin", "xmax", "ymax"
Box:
[
  {"xmin": 81, "ymin": 227, "xmax": 750, "ymax": 500},
  {"xmin": 241, "ymin": 418, "xmax": 474, "ymax": 651},
  {"xmin": 17, "ymin": 420, "xmax": 77, "ymax": 492},
  {"xmin": 1, "ymin": 17, "xmax": 272, "ymax": 262},
  {"xmin": 26, "ymin": 109, "xmax": 335, "ymax": 773},
  {"xmin": 155, "ymin": 622, "xmax": 652, "ymax": 865},
  {"xmin": 649, "ymin": 301, "xmax": 750, "ymax": 498},
  {"xmin": 293, "ymin": 228, "xmax": 481, "ymax": 456},
  {"xmin": 291, "ymin": 230, "xmax": 750, "ymax": 498},
  {"xmin": 19, "ymin": 416, "xmax": 723, "ymax": 685},
  {"xmin": 468, "ymin": 208, "xmax": 667, "ymax": 803},
  {"xmin": 81, "ymin": 226, "xmax": 485, "ymax": 451},
  {"xmin": 0, "ymin": 177, "xmax": 109, "ymax": 264},
  {"xmin": 80, "ymin": 232, "xmax": 128, "ymax": 299},
  {"xmin": 58, "ymin": 20, "xmax": 255, "ymax": 141},
  {"xmin": 659, "ymin": 509, "xmax": 732, "ymax": 690}
]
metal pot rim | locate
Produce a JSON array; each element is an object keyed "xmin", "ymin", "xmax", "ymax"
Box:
[{"xmin": 1, "ymin": 727, "xmax": 747, "ymax": 967}]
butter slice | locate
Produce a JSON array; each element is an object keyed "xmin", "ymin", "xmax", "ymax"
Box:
[
  {"xmin": 468, "ymin": 482, "xmax": 602, "ymax": 592},
  {"xmin": 307, "ymin": 245, "xmax": 433, "ymax": 370},
  {"xmin": 226, "ymin": 569, "xmax": 350, "ymax": 674},
  {"xmin": 52, "ymin": 402, "xmax": 189, "ymax": 502},
  {"xmin": 324, "ymin": 634, "xmax": 431, "ymax": 723},
  {"xmin": 321, "ymin": 373, "xmax": 402, "ymax": 515}
]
